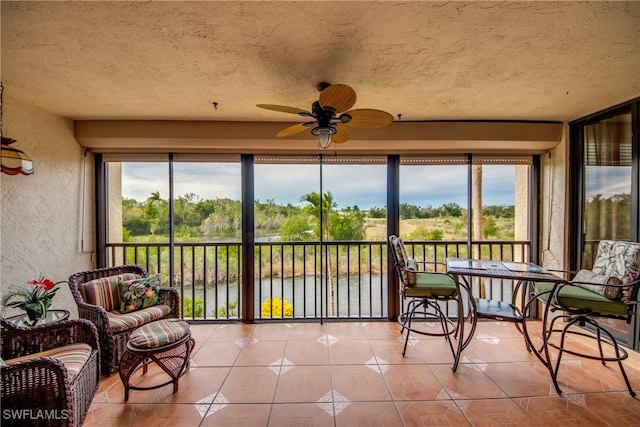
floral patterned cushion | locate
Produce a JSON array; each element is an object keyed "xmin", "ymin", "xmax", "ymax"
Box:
[
  {"xmin": 580, "ymin": 240, "xmax": 640, "ymax": 303},
  {"xmin": 572, "ymin": 269, "xmax": 622, "ymax": 300},
  {"xmin": 119, "ymin": 275, "xmax": 161, "ymax": 314},
  {"xmin": 80, "ymin": 273, "xmax": 142, "ymax": 312},
  {"xmin": 390, "ymin": 236, "xmax": 417, "ymax": 286}
]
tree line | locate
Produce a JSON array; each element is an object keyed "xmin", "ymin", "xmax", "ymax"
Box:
[{"xmin": 122, "ymin": 191, "xmax": 516, "ymax": 242}]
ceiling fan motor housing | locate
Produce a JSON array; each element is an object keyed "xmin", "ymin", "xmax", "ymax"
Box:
[{"xmin": 312, "ymin": 101, "xmax": 336, "ymax": 127}]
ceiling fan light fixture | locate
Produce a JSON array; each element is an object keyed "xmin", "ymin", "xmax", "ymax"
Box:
[{"xmin": 311, "ymin": 126, "xmax": 336, "ymax": 149}]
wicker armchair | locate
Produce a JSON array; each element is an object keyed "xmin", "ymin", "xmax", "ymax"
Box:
[
  {"xmin": 68, "ymin": 265, "xmax": 180, "ymax": 374},
  {"xmin": 1, "ymin": 317, "xmax": 100, "ymax": 427}
]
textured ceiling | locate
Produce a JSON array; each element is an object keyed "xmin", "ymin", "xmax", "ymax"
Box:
[{"xmin": 1, "ymin": 1, "xmax": 639, "ymax": 124}]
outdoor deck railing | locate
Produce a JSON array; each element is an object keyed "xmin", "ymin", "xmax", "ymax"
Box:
[{"xmin": 105, "ymin": 239, "xmax": 531, "ymax": 321}]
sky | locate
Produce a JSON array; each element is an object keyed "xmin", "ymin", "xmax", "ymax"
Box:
[
  {"xmin": 121, "ymin": 161, "xmax": 634, "ymax": 209},
  {"xmin": 585, "ymin": 166, "xmax": 632, "ymax": 200},
  {"xmin": 121, "ymin": 162, "xmax": 522, "ymax": 209}
]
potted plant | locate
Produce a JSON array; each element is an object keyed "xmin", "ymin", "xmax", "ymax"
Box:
[{"xmin": 1, "ymin": 277, "xmax": 64, "ymax": 324}]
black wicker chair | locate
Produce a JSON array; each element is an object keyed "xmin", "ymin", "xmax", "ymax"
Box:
[
  {"xmin": 68, "ymin": 265, "xmax": 180, "ymax": 374},
  {"xmin": 1, "ymin": 317, "xmax": 100, "ymax": 427}
]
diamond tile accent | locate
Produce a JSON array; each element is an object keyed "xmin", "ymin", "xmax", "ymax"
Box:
[
  {"xmin": 235, "ymin": 336, "xmax": 258, "ymax": 347},
  {"xmin": 441, "ymin": 399, "xmax": 459, "ymax": 410},
  {"xmin": 207, "ymin": 393, "xmax": 229, "ymax": 416},
  {"xmin": 281, "ymin": 357, "xmax": 295, "ymax": 373},
  {"xmin": 475, "ymin": 362, "xmax": 488, "ymax": 371},
  {"xmin": 446, "ymin": 389, "xmax": 466, "ymax": 400},
  {"xmin": 374, "ymin": 357, "xmax": 391, "ymax": 372},
  {"xmin": 475, "ymin": 333, "xmax": 495, "ymax": 339},
  {"xmin": 317, "ymin": 334, "xmax": 338, "ymax": 346},
  {"xmin": 365, "ymin": 357, "xmax": 385, "ymax": 373},
  {"xmin": 269, "ymin": 357, "xmax": 295, "ymax": 374},
  {"xmin": 563, "ymin": 359, "xmax": 582, "ymax": 367},
  {"xmin": 436, "ymin": 388, "xmax": 451, "ymax": 400},
  {"xmin": 331, "ymin": 390, "xmax": 350, "ymax": 415},
  {"xmin": 565, "ymin": 392, "xmax": 587, "ymax": 407},
  {"xmin": 397, "ymin": 335, "xmax": 419, "ymax": 346},
  {"xmin": 316, "ymin": 391, "xmax": 334, "ymax": 415},
  {"xmin": 315, "ymin": 390, "xmax": 351, "ymax": 415},
  {"xmin": 456, "ymin": 399, "xmax": 471, "ymax": 411},
  {"xmin": 480, "ymin": 338, "xmax": 501, "ymax": 345},
  {"xmin": 194, "ymin": 393, "xmax": 216, "ymax": 417}
]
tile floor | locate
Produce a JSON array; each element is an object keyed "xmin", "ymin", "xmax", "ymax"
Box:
[{"xmin": 84, "ymin": 320, "xmax": 640, "ymax": 426}]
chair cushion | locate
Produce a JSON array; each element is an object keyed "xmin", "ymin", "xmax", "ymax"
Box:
[
  {"xmin": 572, "ymin": 269, "xmax": 622, "ymax": 300},
  {"xmin": 405, "ymin": 259, "xmax": 418, "ymax": 286},
  {"xmin": 80, "ymin": 273, "xmax": 142, "ymax": 312},
  {"xmin": 119, "ymin": 275, "xmax": 161, "ymax": 313},
  {"xmin": 534, "ymin": 282, "xmax": 629, "ymax": 316},
  {"xmin": 4, "ymin": 343, "xmax": 93, "ymax": 381},
  {"xmin": 406, "ymin": 273, "xmax": 457, "ymax": 298},
  {"xmin": 129, "ymin": 319, "xmax": 190, "ymax": 349},
  {"xmin": 591, "ymin": 240, "xmax": 640, "ymax": 303},
  {"xmin": 107, "ymin": 304, "xmax": 172, "ymax": 333},
  {"xmin": 391, "ymin": 236, "xmax": 415, "ymax": 285},
  {"xmin": 592, "ymin": 240, "xmax": 640, "ymax": 278}
]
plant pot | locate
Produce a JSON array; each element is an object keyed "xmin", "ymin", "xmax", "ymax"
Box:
[{"xmin": 25, "ymin": 308, "xmax": 43, "ymax": 325}]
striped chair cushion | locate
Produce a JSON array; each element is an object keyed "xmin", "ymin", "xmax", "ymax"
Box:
[
  {"xmin": 107, "ymin": 304, "xmax": 172, "ymax": 333},
  {"xmin": 4, "ymin": 343, "xmax": 92, "ymax": 381},
  {"xmin": 129, "ymin": 319, "xmax": 190, "ymax": 349},
  {"xmin": 80, "ymin": 273, "xmax": 141, "ymax": 312}
]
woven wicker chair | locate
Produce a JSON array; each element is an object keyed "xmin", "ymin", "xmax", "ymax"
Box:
[
  {"xmin": 68, "ymin": 265, "xmax": 180, "ymax": 374},
  {"xmin": 1, "ymin": 317, "xmax": 100, "ymax": 427}
]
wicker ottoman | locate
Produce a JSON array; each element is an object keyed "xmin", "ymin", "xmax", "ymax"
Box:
[{"xmin": 118, "ymin": 319, "xmax": 195, "ymax": 401}]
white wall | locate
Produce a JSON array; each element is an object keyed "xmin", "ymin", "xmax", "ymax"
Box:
[
  {"xmin": 539, "ymin": 124, "xmax": 568, "ymax": 270},
  {"xmin": 1, "ymin": 95, "xmax": 94, "ymax": 318}
]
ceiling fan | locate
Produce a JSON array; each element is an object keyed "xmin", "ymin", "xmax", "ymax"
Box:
[{"xmin": 257, "ymin": 82, "xmax": 394, "ymax": 149}]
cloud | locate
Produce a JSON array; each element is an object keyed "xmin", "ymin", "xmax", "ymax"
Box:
[
  {"xmin": 585, "ymin": 166, "xmax": 632, "ymax": 199},
  {"xmin": 121, "ymin": 162, "xmax": 517, "ymax": 208}
]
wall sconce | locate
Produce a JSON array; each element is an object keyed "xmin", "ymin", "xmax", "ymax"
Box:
[
  {"xmin": 1, "ymin": 83, "xmax": 33, "ymax": 175},
  {"xmin": 1, "ymin": 137, "xmax": 34, "ymax": 175}
]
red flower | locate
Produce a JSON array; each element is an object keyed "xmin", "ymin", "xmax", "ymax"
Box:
[
  {"xmin": 28, "ymin": 278, "xmax": 56, "ymax": 291},
  {"xmin": 2, "ymin": 276, "xmax": 66, "ymax": 319}
]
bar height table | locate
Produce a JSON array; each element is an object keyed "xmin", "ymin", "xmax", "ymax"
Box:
[{"xmin": 445, "ymin": 258, "xmax": 564, "ymax": 347}]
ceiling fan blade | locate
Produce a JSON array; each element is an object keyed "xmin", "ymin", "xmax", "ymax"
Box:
[
  {"xmin": 332, "ymin": 123, "xmax": 351, "ymax": 144},
  {"xmin": 257, "ymin": 104, "xmax": 312, "ymax": 116},
  {"xmin": 276, "ymin": 122, "xmax": 313, "ymax": 138},
  {"xmin": 343, "ymin": 109, "xmax": 394, "ymax": 128},
  {"xmin": 318, "ymin": 84, "xmax": 357, "ymax": 113}
]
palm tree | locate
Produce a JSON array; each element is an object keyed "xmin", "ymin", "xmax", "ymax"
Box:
[
  {"xmin": 301, "ymin": 191, "xmax": 337, "ymax": 316},
  {"xmin": 144, "ymin": 191, "xmax": 162, "ymax": 235}
]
